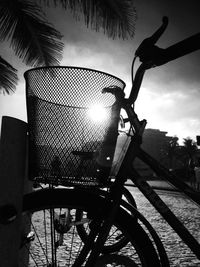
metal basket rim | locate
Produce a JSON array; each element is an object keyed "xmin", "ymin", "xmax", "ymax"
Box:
[{"xmin": 24, "ymin": 66, "xmax": 126, "ymax": 89}]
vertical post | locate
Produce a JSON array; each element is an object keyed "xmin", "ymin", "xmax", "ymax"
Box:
[{"xmin": 0, "ymin": 116, "xmax": 27, "ymax": 267}]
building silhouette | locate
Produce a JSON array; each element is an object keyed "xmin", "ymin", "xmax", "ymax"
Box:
[{"xmin": 134, "ymin": 128, "xmax": 173, "ymax": 177}]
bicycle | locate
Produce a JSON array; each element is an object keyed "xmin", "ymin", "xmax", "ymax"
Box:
[{"xmin": 21, "ymin": 16, "xmax": 200, "ymax": 266}]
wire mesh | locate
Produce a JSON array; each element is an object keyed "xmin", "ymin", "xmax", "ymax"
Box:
[{"xmin": 24, "ymin": 66, "xmax": 125, "ymax": 187}]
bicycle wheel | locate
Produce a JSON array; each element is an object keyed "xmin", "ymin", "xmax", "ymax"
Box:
[
  {"xmin": 76, "ymin": 186, "xmax": 137, "ymax": 253},
  {"xmin": 20, "ymin": 188, "xmax": 160, "ymax": 266}
]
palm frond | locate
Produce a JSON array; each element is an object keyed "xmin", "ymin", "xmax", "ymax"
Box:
[
  {"xmin": 40, "ymin": 0, "xmax": 137, "ymax": 39},
  {"xmin": 0, "ymin": 56, "xmax": 18, "ymax": 94},
  {"xmin": 0, "ymin": 0, "xmax": 64, "ymax": 67}
]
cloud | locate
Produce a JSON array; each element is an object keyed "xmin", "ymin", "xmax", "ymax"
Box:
[
  {"xmin": 61, "ymin": 43, "xmax": 131, "ymax": 80},
  {"xmin": 1, "ymin": 1, "xmax": 200, "ymax": 144},
  {"xmin": 135, "ymin": 82, "xmax": 200, "ymax": 142}
]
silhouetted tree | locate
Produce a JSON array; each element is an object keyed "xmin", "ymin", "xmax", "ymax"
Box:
[
  {"xmin": 0, "ymin": 56, "xmax": 18, "ymax": 94},
  {"xmin": 183, "ymin": 138, "xmax": 197, "ymax": 162},
  {"xmin": 0, "ymin": 0, "xmax": 63, "ymax": 93},
  {"xmin": 0, "ymin": 0, "xmax": 136, "ymax": 93},
  {"xmin": 182, "ymin": 137, "xmax": 198, "ymax": 178},
  {"xmin": 166, "ymin": 136, "xmax": 179, "ymax": 170}
]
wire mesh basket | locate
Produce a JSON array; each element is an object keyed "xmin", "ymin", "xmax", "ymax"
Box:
[{"xmin": 24, "ymin": 66, "xmax": 125, "ymax": 187}]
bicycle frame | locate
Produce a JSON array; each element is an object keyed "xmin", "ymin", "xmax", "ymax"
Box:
[
  {"xmin": 83, "ymin": 18, "xmax": 200, "ymax": 266},
  {"xmin": 122, "ymin": 131, "xmax": 200, "ymax": 260}
]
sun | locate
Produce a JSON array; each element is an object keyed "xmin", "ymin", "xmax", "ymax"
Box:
[{"xmin": 87, "ymin": 104, "xmax": 108, "ymax": 123}]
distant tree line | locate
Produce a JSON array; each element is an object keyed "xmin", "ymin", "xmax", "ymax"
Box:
[{"xmin": 161, "ymin": 136, "xmax": 199, "ymax": 180}]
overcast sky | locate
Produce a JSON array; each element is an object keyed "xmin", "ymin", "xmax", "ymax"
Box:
[{"xmin": 0, "ymin": 0, "xmax": 200, "ymax": 143}]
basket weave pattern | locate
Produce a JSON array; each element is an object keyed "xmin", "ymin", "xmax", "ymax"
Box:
[{"xmin": 25, "ymin": 67, "xmax": 125, "ymax": 187}]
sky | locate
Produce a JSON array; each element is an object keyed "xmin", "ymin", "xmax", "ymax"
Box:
[{"xmin": 0, "ymin": 0, "xmax": 200, "ymax": 144}]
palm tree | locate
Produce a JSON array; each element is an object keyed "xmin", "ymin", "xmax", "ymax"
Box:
[
  {"xmin": 0, "ymin": 0, "xmax": 64, "ymax": 93},
  {"xmin": 0, "ymin": 0, "xmax": 137, "ymax": 94},
  {"xmin": 0, "ymin": 56, "xmax": 18, "ymax": 94},
  {"xmin": 183, "ymin": 137, "xmax": 197, "ymax": 162},
  {"xmin": 181, "ymin": 137, "xmax": 198, "ymax": 179},
  {"xmin": 166, "ymin": 136, "xmax": 179, "ymax": 170}
]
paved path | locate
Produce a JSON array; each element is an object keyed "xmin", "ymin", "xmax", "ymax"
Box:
[
  {"xmin": 126, "ymin": 179, "xmax": 188, "ymax": 191},
  {"xmin": 127, "ymin": 186, "xmax": 200, "ymax": 266}
]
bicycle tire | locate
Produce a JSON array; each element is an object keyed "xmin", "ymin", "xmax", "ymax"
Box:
[
  {"xmin": 20, "ymin": 188, "xmax": 160, "ymax": 266},
  {"xmin": 76, "ymin": 186, "xmax": 137, "ymax": 253},
  {"xmin": 122, "ymin": 186, "xmax": 137, "ymax": 208}
]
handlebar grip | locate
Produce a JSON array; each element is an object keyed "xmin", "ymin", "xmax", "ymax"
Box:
[{"xmin": 154, "ymin": 33, "xmax": 200, "ymax": 65}]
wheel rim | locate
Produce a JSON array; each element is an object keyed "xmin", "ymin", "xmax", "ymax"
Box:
[
  {"xmin": 76, "ymin": 210, "xmax": 129, "ymax": 253},
  {"xmin": 20, "ymin": 207, "xmax": 149, "ymax": 266}
]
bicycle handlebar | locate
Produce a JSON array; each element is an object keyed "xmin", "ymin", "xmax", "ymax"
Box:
[
  {"xmin": 136, "ymin": 16, "xmax": 200, "ymax": 67},
  {"xmin": 103, "ymin": 17, "xmax": 200, "ymax": 122},
  {"xmin": 130, "ymin": 17, "xmax": 200, "ymax": 105},
  {"xmin": 154, "ymin": 33, "xmax": 200, "ymax": 66},
  {"xmin": 135, "ymin": 16, "xmax": 169, "ymax": 62}
]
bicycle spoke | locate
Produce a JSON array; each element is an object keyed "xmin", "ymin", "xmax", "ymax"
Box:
[
  {"xmin": 31, "ymin": 217, "xmax": 50, "ymax": 265},
  {"xmin": 21, "ymin": 189, "xmax": 161, "ymax": 266},
  {"xmin": 50, "ymin": 208, "xmax": 57, "ymax": 265}
]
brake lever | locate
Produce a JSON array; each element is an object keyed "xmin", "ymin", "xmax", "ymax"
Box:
[
  {"xmin": 135, "ymin": 16, "xmax": 168, "ymax": 63},
  {"xmin": 102, "ymin": 86, "xmax": 125, "ymax": 100}
]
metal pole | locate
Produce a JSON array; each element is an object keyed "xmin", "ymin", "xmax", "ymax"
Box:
[{"xmin": 0, "ymin": 116, "xmax": 27, "ymax": 267}]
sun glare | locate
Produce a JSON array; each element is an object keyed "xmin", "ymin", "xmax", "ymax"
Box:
[{"xmin": 87, "ymin": 104, "xmax": 107, "ymax": 122}]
